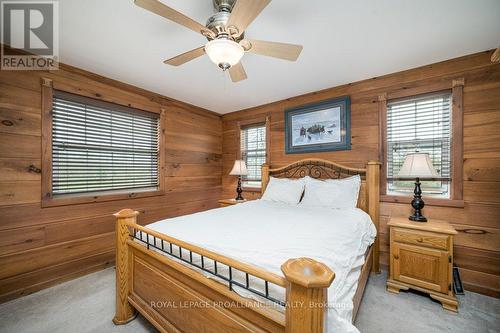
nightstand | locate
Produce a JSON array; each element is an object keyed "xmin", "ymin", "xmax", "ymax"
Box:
[
  {"xmin": 218, "ymin": 199, "xmax": 247, "ymax": 207},
  {"xmin": 386, "ymin": 216, "xmax": 458, "ymax": 312}
]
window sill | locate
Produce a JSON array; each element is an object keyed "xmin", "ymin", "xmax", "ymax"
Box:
[
  {"xmin": 42, "ymin": 188, "xmax": 164, "ymax": 208},
  {"xmin": 242, "ymin": 186, "xmax": 262, "ymax": 193},
  {"xmin": 381, "ymin": 194, "xmax": 464, "ymax": 208}
]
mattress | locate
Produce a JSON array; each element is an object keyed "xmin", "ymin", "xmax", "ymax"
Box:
[{"xmin": 141, "ymin": 199, "xmax": 376, "ymax": 333}]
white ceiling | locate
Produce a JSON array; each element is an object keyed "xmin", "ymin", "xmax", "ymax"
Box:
[{"xmin": 60, "ymin": 0, "xmax": 500, "ymax": 114}]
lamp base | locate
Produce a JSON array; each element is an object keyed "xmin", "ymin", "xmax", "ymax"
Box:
[
  {"xmin": 409, "ymin": 214, "xmax": 428, "ymax": 222},
  {"xmin": 234, "ymin": 176, "xmax": 244, "ymax": 201},
  {"xmin": 409, "ymin": 177, "xmax": 427, "ymax": 223}
]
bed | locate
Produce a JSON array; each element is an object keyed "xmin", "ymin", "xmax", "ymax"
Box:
[{"xmin": 113, "ymin": 159, "xmax": 381, "ymax": 333}]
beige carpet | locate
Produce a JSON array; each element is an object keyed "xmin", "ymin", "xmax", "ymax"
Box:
[{"xmin": 0, "ymin": 267, "xmax": 498, "ymax": 333}]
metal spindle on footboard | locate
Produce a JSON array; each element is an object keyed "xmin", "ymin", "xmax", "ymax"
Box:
[{"xmin": 131, "ymin": 227, "xmax": 286, "ymax": 306}]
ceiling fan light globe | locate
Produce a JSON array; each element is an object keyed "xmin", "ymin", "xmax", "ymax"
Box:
[{"xmin": 205, "ymin": 39, "xmax": 244, "ymax": 69}]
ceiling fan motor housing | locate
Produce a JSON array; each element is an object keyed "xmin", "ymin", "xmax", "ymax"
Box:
[
  {"xmin": 212, "ymin": 0, "xmax": 236, "ymax": 13},
  {"xmin": 207, "ymin": 0, "xmax": 243, "ymax": 41}
]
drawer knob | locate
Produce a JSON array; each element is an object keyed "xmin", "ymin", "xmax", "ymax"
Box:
[
  {"xmin": 417, "ymin": 237, "xmax": 423, "ymax": 242},
  {"xmin": 394, "ymin": 254, "xmax": 399, "ymax": 260}
]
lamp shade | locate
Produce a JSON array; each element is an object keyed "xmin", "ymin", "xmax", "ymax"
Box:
[
  {"xmin": 229, "ymin": 160, "xmax": 248, "ymax": 176},
  {"xmin": 205, "ymin": 39, "xmax": 244, "ymax": 70},
  {"xmin": 397, "ymin": 153, "xmax": 439, "ymax": 179}
]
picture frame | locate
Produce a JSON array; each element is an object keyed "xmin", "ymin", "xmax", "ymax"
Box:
[{"xmin": 285, "ymin": 96, "xmax": 351, "ymax": 154}]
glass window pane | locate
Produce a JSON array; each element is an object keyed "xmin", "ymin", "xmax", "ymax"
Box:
[
  {"xmin": 51, "ymin": 93, "xmax": 160, "ymax": 196},
  {"xmin": 386, "ymin": 93, "xmax": 451, "ymax": 197},
  {"xmin": 241, "ymin": 124, "xmax": 266, "ymax": 186}
]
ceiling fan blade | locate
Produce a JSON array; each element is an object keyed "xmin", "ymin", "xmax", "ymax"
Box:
[
  {"xmin": 492, "ymin": 46, "xmax": 500, "ymax": 63},
  {"xmin": 164, "ymin": 46, "xmax": 205, "ymax": 66},
  {"xmin": 244, "ymin": 39, "xmax": 303, "ymax": 61},
  {"xmin": 229, "ymin": 62, "xmax": 247, "ymax": 82},
  {"xmin": 135, "ymin": 0, "xmax": 214, "ymax": 38},
  {"xmin": 227, "ymin": 0, "xmax": 271, "ymax": 36}
]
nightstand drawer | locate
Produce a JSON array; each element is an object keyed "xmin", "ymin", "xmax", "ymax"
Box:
[{"xmin": 393, "ymin": 228, "xmax": 449, "ymax": 250}]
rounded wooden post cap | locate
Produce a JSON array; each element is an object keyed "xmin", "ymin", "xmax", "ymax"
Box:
[
  {"xmin": 281, "ymin": 258, "xmax": 335, "ymax": 288},
  {"xmin": 113, "ymin": 209, "xmax": 139, "ymax": 219}
]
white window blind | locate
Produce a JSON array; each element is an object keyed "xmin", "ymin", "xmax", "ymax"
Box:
[
  {"xmin": 51, "ymin": 91, "xmax": 160, "ymax": 196},
  {"xmin": 387, "ymin": 92, "xmax": 451, "ymax": 197},
  {"xmin": 240, "ymin": 124, "xmax": 266, "ymax": 187}
]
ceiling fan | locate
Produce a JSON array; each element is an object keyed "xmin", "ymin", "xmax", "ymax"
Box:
[{"xmin": 134, "ymin": 0, "xmax": 303, "ymax": 82}]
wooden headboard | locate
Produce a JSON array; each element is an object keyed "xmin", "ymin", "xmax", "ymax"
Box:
[{"xmin": 261, "ymin": 158, "xmax": 381, "ymax": 273}]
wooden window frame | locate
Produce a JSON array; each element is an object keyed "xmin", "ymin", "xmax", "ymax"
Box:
[
  {"xmin": 41, "ymin": 77, "xmax": 166, "ymax": 207},
  {"xmin": 379, "ymin": 78, "xmax": 464, "ymax": 208},
  {"xmin": 236, "ymin": 115, "xmax": 271, "ymax": 192}
]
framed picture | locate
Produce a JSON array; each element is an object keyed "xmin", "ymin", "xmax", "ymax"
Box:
[{"xmin": 285, "ymin": 96, "xmax": 351, "ymax": 154}]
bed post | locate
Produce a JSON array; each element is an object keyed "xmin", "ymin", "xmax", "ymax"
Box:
[
  {"xmin": 367, "ymin": 161, "xmax": 381, "ymax": 273},
  {"xmin": 281, "ymin": 258, "xmax": 335, "ymax": 333},
  {"xmin": 112, "ymin": 209, "xmax": 138, "ymax": 325},
  {"xmin": 261, "ymin": 164, "xmax": 270, "ymax": 195}
]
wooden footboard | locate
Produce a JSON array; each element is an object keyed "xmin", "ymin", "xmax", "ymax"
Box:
[{"xmin": 113, "ymin": 209, "xmax": 335, "ymax": 333}]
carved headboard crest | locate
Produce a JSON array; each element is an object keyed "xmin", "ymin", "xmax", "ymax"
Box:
[{"xmin": 266, "ymin": 159, "xmax": 366, "ymax": 180}]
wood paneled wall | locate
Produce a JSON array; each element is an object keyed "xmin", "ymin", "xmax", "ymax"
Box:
[
  {"xmin": 0, "ymin": 64, "xmax": 222, "ymax": 302},
  {"xmin": 1, "ymin": 49, "xmax": 498, "ymax": 302},
  {"xmin": 221, "ymin": 50, "xmax": 500, "ymax": 298}
]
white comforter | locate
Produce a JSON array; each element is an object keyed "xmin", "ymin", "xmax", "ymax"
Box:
[{"xmin": 145, "ymin": 200, "xmax": 376, "ymax": 333}]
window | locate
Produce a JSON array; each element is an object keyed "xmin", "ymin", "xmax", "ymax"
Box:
[
  {"xmin": 240, "ymin": 123, "xmax": 267, "ymax": 187},
  {"xmin": 386, "ymin": 92, "xmax": 451, "ymax": 197},
  {"xmin": 50, "ymin": 90, "xmax": 160, "ymax": 198}
]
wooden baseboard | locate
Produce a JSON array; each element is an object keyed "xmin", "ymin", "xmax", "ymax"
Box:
[
  {"xmin": 0, "ymin": 251, "xmax": 115, "ymax": 303},
  {"xmin": 456, "ymin": 267, "xmax": 499, "ymax": 299},
  {"xmin": 462, "ymin": 282, "xmax": 500, "ymax": 299}
]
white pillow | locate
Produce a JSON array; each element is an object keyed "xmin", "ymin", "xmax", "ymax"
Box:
[
  {"xmin": 261, "ymin": 177, "xmax": 305, "ymax": 205},
  {"xmin": 300, "ymin": 175, "xmax": 361, "ymax": 209}
]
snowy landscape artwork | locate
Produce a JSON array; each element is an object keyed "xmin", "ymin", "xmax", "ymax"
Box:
[
  {"xmin": 285, "ymin": 96, "xmax": 350, "ymax": 154},
  {"xmin": 291, "ymin": 107, "xmax": 341, "ymax": 146}
]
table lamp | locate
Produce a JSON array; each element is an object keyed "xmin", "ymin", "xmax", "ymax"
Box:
[
  {"xmin": 397, "ymin": 153, "xmax": 439, "ymax": 222},
  {"xmin": 229, "ymin": 160, "xmax": 248, "ymax": 201}
]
